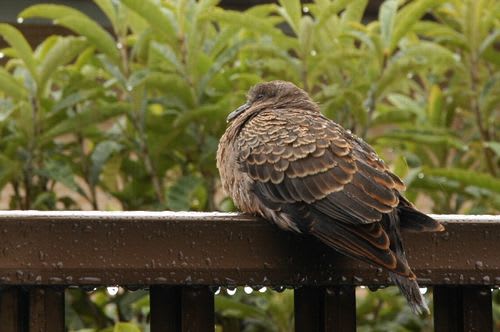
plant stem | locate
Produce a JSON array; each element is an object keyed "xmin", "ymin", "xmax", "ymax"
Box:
[
  {"xmin": 469, "ymin": 53, "xmax": 497, "ymax": 176},
  {"xmin": 78, "ymin": 134, "xmax": 99, "ymax": 210}
]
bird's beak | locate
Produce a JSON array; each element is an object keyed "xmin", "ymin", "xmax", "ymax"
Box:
[{"xmin": 227, "ymin": 102, "xmax": 251, "ymax": 122}]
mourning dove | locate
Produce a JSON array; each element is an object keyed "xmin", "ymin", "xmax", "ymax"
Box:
[{"xmin": 217, "ymin": 80, "xmax": 444, "ymax": 314}]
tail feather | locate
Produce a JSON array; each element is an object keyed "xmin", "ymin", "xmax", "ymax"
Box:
[
  {"xmin": 390, "ymin": 272, "xmax": 429, "ymax": 315},
  {"xmin": 398, "ymin": 197, "xmax": 444, "ymax": 233}
]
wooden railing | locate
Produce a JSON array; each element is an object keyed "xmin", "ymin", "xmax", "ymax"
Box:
[{"xmin": 0, "ymin": 212, "xmax": 498, "ymax": 331}]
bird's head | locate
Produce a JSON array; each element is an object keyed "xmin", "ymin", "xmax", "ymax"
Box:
[{"xmin": 227, "ymin": 80, "xmax": 316, "ymax": 122}]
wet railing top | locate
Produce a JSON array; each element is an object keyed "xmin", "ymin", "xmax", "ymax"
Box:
[{"xmin": 0, "ymin": 211, "xmax": 499, "ymax": 287}]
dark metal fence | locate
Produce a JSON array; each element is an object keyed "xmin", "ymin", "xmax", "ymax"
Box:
[{"xmin": 0, "ymin": 212, "xmax": 498, "ymax": 331}]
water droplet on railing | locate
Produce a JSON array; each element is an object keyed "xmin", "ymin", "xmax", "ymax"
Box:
[
  {"xmin": 244, "ymin": 286, "xmax": 253, "ymax": 294},
  {"xmin": 107, "ymin": 286, "xmax": 119, "ymax": 296},
  {"xmin": 419, "ymin": 287, "xmax": 428, "ymax": 295},
  {"xmin": 226, "ymin": 287, "xmax": 236, "ymax": 296},
  {"xmin": 475, "ymin": 261, "xmax": 484, "ymax": 270},
  {"xmin": 258, "ymin": 287, "xmax": 267, "ymax": 293},
  {"xmin": 214, "ymin": 287, "xmax": 221, "ymax": 295},
  {"xmin": 272, "ymin": 286, "xmax": 285, "ymax": 293}
]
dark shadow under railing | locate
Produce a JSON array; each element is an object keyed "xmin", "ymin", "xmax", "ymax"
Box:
[{"xmin": 0, "ymin": 212, "xmax": 498, "ymax": 331}]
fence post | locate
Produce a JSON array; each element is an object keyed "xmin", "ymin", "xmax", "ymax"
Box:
[
  {"xmin": 150, "ymin": 286, "xmax": 214, "ymax": 332},
  {"xmin": 181, "ymin": 286, "xmax": 214, "ymax": 332},
  {"xmin": 0, "ymin": 287, "xmax": 28, "ymax": 332},
  {"xmin": 29, "ymin": 287, "xmax": 65, "ymax": 332},
  {"xmin": 434, "ymin": 286, "xmax": 492, "ymax": 332},
  {"xmin": 295, "ymin": 286, "xmax": 356, "ymax": 332},
  {"xmin": 150, "ymin": 286, "xmax": 181, "ymax": 332}
]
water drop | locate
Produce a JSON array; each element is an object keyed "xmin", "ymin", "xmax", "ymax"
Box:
[
  {"xmin": 419, "ymin": 287, "xmax": 428, "ymax": 295},
  {"xmin": 258, "ymin": 286, "xmax": 267, "ymax": 293},
  {"xmin": 244, "ymin": 286, "xmax": 253, "ymax": 294},
  {"xmin": 272, "ymin": 286, "xmax": 285, "ymax": 293},
  {"xmin": 17, "ymin": 17, "xmax": 24, "ymax": 24},
  {"xmin": 214, "ymin": 287, "xmax": 221, "ymax": 295},
  {"xmin": 107, "ymin": 286, "xmax": 119, "ymax": 296},
  {"xmin": 303, "ymin": 6, "xmax": 310, "ymax": 13},
  {"xmin": 353, "ymin": 276, "xmax": 363, "ymax": 283},
  {"xmin": 226, "ymin": 288, "xmax": 236, "ymax": 296}
]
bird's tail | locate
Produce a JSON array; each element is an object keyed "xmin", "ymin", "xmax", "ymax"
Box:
[{"xmin": 390, "ymin": 272, "xmax": 429, "ymax": 315}]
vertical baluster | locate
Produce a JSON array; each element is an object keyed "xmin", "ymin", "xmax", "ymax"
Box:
[
  {"xmin": 461, "ymin": 286, "xmax": 492, "ymax": 332},
  {"xmin": 295, "ymin": 286, "xmax": 323, "ymax": 332},
  {"xmin": 150, "ymin": 286, "xmax": 181, "ymax": 332},
  {"xmin": 295, "ymin": 286, "xmax": 356, "ymax": 332},
  {"xmin": 0, "ymin": 287, "xmax": 28, "ymax": 332},
  {"xmin": 323, "ymin": 286, "xmax": 356, "ymax": 332},
  {"xmin": 434, "ymin": 286, "xmax": 492, "ymax": 332},
  {"xmin": 181, "ymin": 286, "xmax": 214, "ymax": 332},
  {"xmin": 29, "ymin": 287, "xmax": 65, "ymax": 332}
]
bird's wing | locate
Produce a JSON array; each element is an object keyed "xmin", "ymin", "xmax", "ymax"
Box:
[
  {"xmin": 237, "ymin": 109, "xmax": 405, "ymax": 225},
  {"xmin": 237, "ymin": 109, "xmax": 416, "ymax": 275}
]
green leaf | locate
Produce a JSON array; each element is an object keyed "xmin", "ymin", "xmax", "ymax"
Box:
[
  {"xmin": 0, "ymin": 24, "xmax": 38, "ymax": 82},
  {"xmin": 216, "ymin": 295, "xmax": 270, "ymax": 320},
  {"xmin": 120, "ymin": 0, "xmax": 176, "ymax": 43},
  {"xmin": 94, "ymin": 0, "xmax": 118, "ymax": 31},
  {"xmin": 298, "ymin": 16, "xmax": 314, "ymax": 58},
  {"xmin": 277, "ymin": 0, "xmax": 302, "ymax": 34},
  {"xmin": 379, "ymin": 0, "xmax": 398, "ymax": 53},
  {"xmin": 166, "ymin": 175, "xmax": 207, "ymax": 211},
  {"xmin": 20, "ymin": 4, "xmax": 120, "ymax": 63},
  {"xmin": 90, "ymin": 141, "xmax": 122, "ymax": 186},
  {"xmin": 0, "ymin": 67, "xmax": 27, "ymax": 100},
  {"xmin": 427, "ymin": 85, "xmax": 444, "ymax": 126},
  {"xmin": 413, "ymin": 21, "xmax": 467, "ymax": 48},
  {"xmin": 40, "ymin": 103, "xmax": 129, "ymax": 143},
  {"xmin": 52, "ymin": 88, "xmax": 101, "ymax": 113},
  {"xmin": 341, "ymin": 0, "xmax": 368, "ymax": 23},
  {"xmin": 377, "ymin": 130, "xmax": 467, "ymax": 150},
  {"xmin": 423, "ymin": 168, "xmax": 500, "ymax": 194},
  {"xmin": 377, "ymin": 42, "xmax": 460, "ymax": 97},
  {"xmin": 0, "ymin": 155, "xmax": 21, "ymax": 190},
  {"xmin": 37, "ymin": 159, "xmax": 84, "ymax": 194},
  {"xmin": 150, "ymin": 41, "xmax": 183, "ymax": 73},
  {"xmin": 485, "ymin": 142, "xmax": 500, "ymax": 157},
  {"xmin": 113, "ymin": 322, "xmax": 141, "ymax": 332},
  {"xmin": 390, "ymin": 0, "xmax": 445, "ymax": 51},
  {"xmin": 316, "ymin": 0, "xmax": 350, "ymax": 26},
  {"xmin": 39, "ymin": 36, "xmax": 88, "ymax": 92}
]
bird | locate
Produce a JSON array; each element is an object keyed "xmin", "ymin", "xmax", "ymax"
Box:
[{"xmin": 216, "ymin": 80, "xmax": 444, "ymax": 314}]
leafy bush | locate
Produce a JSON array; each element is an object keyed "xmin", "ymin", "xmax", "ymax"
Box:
[{"xmin": 1, "ymin": 0, "xmax": 499, "ymax": 331}]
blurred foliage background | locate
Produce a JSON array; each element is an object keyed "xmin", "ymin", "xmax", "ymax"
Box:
[{"xmin": 0, "ymin": 0, "xmax": 499, "ymax": 330}]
